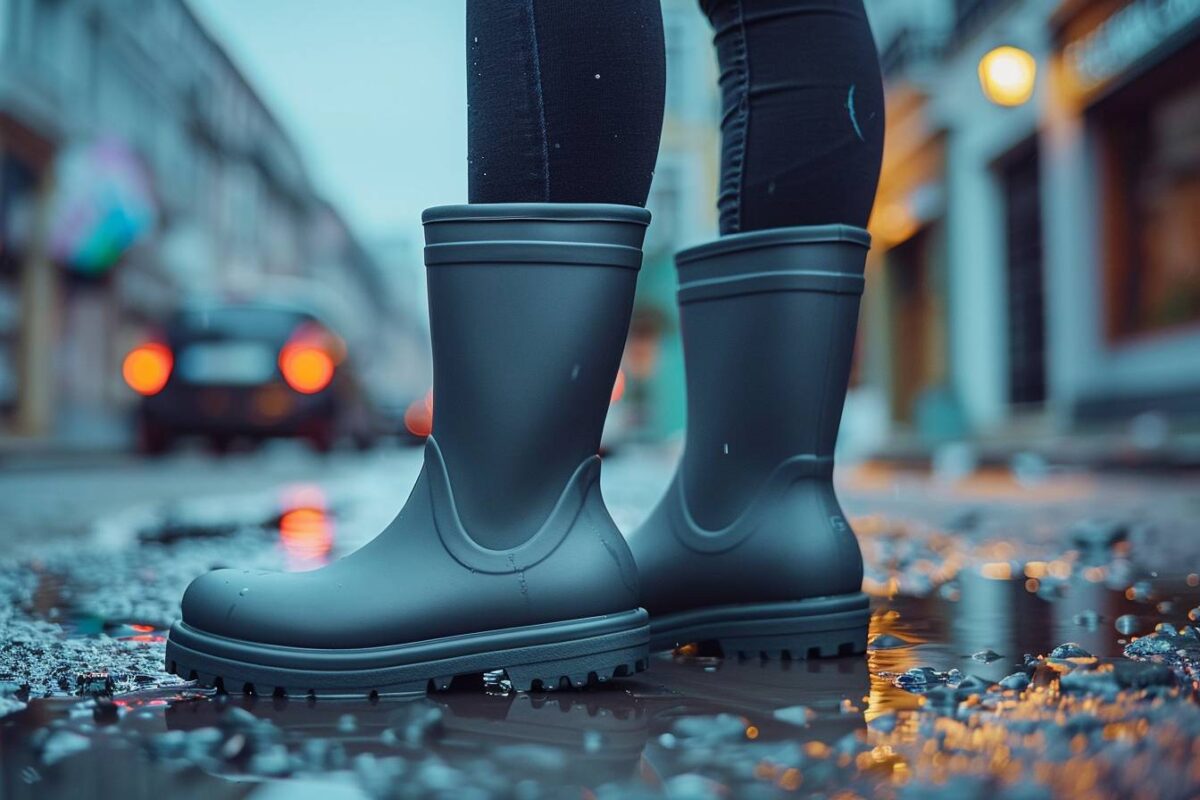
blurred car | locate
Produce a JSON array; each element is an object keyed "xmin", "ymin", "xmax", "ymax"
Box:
[{"xmin": 123, "ymin": 302, "xmax": 381, "ymax": 454}]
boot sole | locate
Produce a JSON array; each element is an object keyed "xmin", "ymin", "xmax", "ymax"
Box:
[
  {"xmin": 649, "ymin": 593, "xmax": 870, "ymax": 658},
  {"xmin": 165, "ymin": 608, "xmax": 649, "ymax": 697}
]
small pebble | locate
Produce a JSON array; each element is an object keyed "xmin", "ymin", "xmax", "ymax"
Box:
[
  {"xmin": 1049, "ymin": 642, "xmax": 1092, "ymax": 659},
  {"xmin": 773, "ymin": 705, "xmax": 811, "ymax": 726},
  {"xmin": 999, "ymin": 672, "xmax": 1031, "ymax": 691},
  {"xmin": 40, "ymin": 730, "xmax": 91, "ymax": 765},
  {"xmin": 1124, "ymin": 634, "xmax": 1178, "ymax": 658}
]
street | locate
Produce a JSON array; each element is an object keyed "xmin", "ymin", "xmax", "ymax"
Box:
[
  {"xmin": 3, "ymin": 0, "xmax": 1199, "ymax": 796},
  {"xmin": 2, "ymin": 444, "xmax": 1199, "ymax": 798}
]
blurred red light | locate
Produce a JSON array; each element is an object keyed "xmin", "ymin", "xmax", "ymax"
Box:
[
  {"xmin": 611, "ymin": 368, "xmax": 627, "ymax": 405},
  {"xmin": 279, "ymin": 507, "xmax": 333, "ymax": 563},
  {"xmin": 279, "ymin": 343, "xmax": 334, "ymax": 394},
  {"xmin": 404, "ymin": 389, "xmax": 434, "ymax": 438},
  {"xmin": 122, "ymin": 343, "xmax": 172, "ymax": 396}
]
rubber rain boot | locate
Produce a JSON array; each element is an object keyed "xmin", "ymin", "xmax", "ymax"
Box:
[
  {"xmin": 167, "ymin": 204, "xmax": 651, "ymax": 696},
  {"xmin": 627, "ymin": 225, "xmax": 872, "ymax": 658}
]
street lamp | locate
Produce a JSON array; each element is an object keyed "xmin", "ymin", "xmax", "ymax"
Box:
[{"xmin": 978, "ymin": 46, "xmax": 1037, "ymax": 107}]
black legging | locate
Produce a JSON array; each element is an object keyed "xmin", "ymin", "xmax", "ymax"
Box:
[{"xmin": 467, "ymin": 0, "xmax": 883, "ymax": 233}]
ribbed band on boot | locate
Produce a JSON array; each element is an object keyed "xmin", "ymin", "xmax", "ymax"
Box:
[
  {"xmin": 676, "ymin": 224, "xmax": 870, "ymax": 304},
  {"xmin": 425, "ymin": 205, "xmax": 650, "ymax": 273}
]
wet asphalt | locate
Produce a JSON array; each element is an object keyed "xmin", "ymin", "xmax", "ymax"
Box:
[{"xmin": 2, "ymin": 441, "xmax": 1199, "ymax": 799}]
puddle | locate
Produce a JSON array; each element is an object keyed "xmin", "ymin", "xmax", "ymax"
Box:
[
  {"xmin": 3, "ymin": 465, "xmax": 1200, "ymax": 797},
  {"xmin": 4, "ymin": 571, "xmax": 1199, "ymax": 798}
]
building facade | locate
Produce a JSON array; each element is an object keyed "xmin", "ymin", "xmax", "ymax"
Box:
[
  {"xmin": 860, "ymin": 0, "xmax": 1200, "ymax": 456},
  {"xmin": 0, "ymin": 0, "xmax": 404, "ymax": 445}
]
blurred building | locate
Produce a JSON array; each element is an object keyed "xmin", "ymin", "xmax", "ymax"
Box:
[
  {"xmin": 859, "ymin": 0, "xmax": 1200, "ymax": 460},
  {"xmin": 0, "ymin": 0, "xmax": 414, "ymax": 446},
  {"xmin": 623, "ymin": 0, "xmax": 1199, "ymax": 462}
]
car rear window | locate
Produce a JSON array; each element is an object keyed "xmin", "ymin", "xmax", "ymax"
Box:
[{"xmin": 173, "ymin": 308, "xmax": 310, "ymax": 341}]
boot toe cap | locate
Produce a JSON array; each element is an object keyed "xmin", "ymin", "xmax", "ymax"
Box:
[
  {"xmin": 179, "ymin": 564, "xmax": 424, "ymax": 648},
  {"xmin": 181, "ymin": 568, "xmax": 280, "ymax": 640}
]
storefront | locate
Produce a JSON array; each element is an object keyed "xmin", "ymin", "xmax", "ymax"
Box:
[
  {"xmin": 1049, "ymin": 0, "xmax": 1200, "ymax": 425},
  {"xmin": 865, "ymin": 83, "xmax": 950, "ymax": 433}
]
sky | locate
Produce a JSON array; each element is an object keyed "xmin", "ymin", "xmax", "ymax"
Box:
[{"xmin": 187, "ymin": 0, "xmax": 467, "ymax": 244}]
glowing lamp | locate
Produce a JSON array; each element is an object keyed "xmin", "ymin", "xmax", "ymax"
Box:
[
  {"xmin": 978, "ymin": 46, "xmax": 1037, "ymax": 107},
  {"xmin": 122, "ymin": 343, "xmax": 173, "ymax": 396}
]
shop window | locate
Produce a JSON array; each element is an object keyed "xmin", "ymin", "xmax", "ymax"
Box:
[
  {"xmin": 1095, "ymin": 44, "xmax": 1200, "ymax": 341},
  {"xmin": 952, "ymin": 0, "xmax": 1016, "ymax": 42},
  {"xmin": 888, "ymin": 228, "xmax": 940, "ymax": 423}
]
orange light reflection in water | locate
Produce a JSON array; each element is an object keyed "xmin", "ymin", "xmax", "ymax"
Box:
[
  {"xmin": 865, "ymin": 609, "xmax": 926, "ymax": 724},
  {"xmin": 278, "ymin": 485, "xmax": 334, "ymax": 569}
]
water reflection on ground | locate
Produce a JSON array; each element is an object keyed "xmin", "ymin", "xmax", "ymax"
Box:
[
  {"xmin": 5, "ymin": 572, "xmax": 1200, "ymax": 798},
  {"xmin": 2, "ymin": 457, "xmax": 1199, "ymax": 798}
]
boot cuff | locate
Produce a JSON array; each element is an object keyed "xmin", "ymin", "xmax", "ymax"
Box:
[
  {"xmin": 675, "ymin": 225, "xmax": 870, "ymax": 304},
  {"xmin": 423, "ymin": 203, "xmax": 650, "ymax": 270}
]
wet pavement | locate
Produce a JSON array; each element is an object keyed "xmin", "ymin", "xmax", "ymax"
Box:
[{"xmin": 2, "ymin": 443, "xmax": 1200, "ymax": 798}]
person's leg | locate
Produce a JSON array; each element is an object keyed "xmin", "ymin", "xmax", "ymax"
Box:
[
  {"xmin": 168, "ymin": 2, "xmax": 666, "ymax": 696},
  {"xmin": 467, "ymin": 0, "xmax": 665, "ymax": 206},
  {"xmin": 681, "ymin": 0, "xmax": 883, "ymax": 535},
  {"xmin": 629, "ymin": 0, "xmax": 883, "ymax": 657},
  {"xmin": 442, "ymin": 0, "xmax": 664, "ymax": 548},
  {"xmin": 704, "ymin": 0, "xmax": 883, "ymax": 233}
]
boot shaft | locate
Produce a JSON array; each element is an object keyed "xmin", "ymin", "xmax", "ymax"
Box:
[
  {"xmin": 674, "ymin": 225, "xmax": 871, "ymax": 530},
  {"xmin": 422, "ymin": 204, "xmax": 650, "ymax": 548}
]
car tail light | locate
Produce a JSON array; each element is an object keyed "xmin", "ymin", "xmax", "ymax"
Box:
[
  {"xmin": 279, "ymin": 342, "xmax": 335, "ymax": 394},
  {"xmin": 123, "ymin": 343, "xmax": 173, "ymax": 396},
  {"xmin": 279, "ymin": 323, "xmax": 338, "ymax": 394}
]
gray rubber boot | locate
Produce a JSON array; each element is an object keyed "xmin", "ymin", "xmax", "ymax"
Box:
[
  {"xmin": 167, "ymin": 204, "xmax": 651, "ymax": 696},
  {"xmin": 627, "ymin": 225, "xmax": 872, "ymax": 657}
]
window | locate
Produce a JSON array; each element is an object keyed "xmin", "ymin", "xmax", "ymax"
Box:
[
  {"xmin": 952, "ymin": 0, "xmax": 1015, "ymax": 42},
  {"xmin": 1096, "ymin": 43, "xmax": 1200, "ymax": 340},
  {"xmin": 1000, "ymin": 141, "xmax": 1046, "ymax": 406},
  {"xmin": 888, "ymin": 227, "xmax": 943, "ymax": 423}
]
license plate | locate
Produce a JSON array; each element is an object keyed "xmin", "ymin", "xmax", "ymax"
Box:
[{"xmin": 178, "ymin": 342, "xmax": 275, "ymax": 385}]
